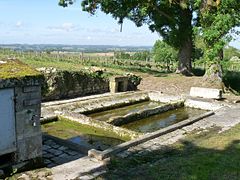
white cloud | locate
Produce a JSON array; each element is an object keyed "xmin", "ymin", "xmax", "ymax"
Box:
[
  {"xmin": 62, "ymin": 22, "xmax": 74, "ymax": 31},
  {"xmin": 16, "ymin": 21, "xmax": 23, "ymax": 28},
  {"xmin": 47, "ymin": 22, "xmax": 77, "ymax": 32}
]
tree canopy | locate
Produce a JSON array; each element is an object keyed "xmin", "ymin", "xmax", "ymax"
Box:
[
  {"xmin": 152, "ymin": 40, "xmax": 177, "ymax": 63},
  {"xmin": 59, "ymin": 0, "xmax": 197, "ymax": 75},
  {"xmin": 59, "ymin": 0, "xmax": 240, "ymax": 78},
  {"xmin": 195, "ymin": 0, "xmax": 240, "ymax": 83}
]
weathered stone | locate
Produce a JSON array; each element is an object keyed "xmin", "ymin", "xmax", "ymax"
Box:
[
  {"xmin": 0, "ymin": 59, "xmax": 42, "ymax": 168},
  {"xmin": 109, "ymin": 76, "xmax": 128, "ymax": 93},
  {"xmin": 190, "ymin": 87, "xmax": 222, "ymax": 99},
  {"xmin": 23, "ymin": 86, "xmax": 40, "ymax": 93},
  {"xmin": 185, "ymin": 98, "xmax": 223, "ymax": 111}
]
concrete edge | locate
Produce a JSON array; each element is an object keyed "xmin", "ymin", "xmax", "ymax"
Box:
[
  {"xmin": 88, "ymin": 111, "xmax": 215, "ymax": 161},
  {"xmin": 42, "ymin": 91, "xmax": 146, "ymax": 107}
]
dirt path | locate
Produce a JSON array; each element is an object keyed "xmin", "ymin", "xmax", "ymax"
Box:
[
  {"xmin": 138, "ymin": 73, "xmax": 203, "ymax": 96},
  {"xmin": 137, "ymin": 73, "xmax": 240, "ymax": 102}
]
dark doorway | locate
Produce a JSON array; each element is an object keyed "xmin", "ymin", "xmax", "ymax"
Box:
[{"xmin": 117, "ymin": 81, "xmax": 124, "ymax": 92}]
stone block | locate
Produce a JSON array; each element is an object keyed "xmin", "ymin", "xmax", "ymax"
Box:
[
  {"xmin": 16, "ymin": 134, "xmax": 42, "ymax": 162},
  {"xmin": 185, "ymin": 98, "xmax": 223, "ymax": 111},
  {"xmin": 15, "ymin": 108, "xmax": 41, "ymax": 137},
  {"xmin": 23, "ymin": 99, "xmax": 41, "ymax": 106},
  {"xmin": 190, "ymin": 87, "xmax": 222, "ymax": 99},
  {"xmin": 109, "ymin": 76, "xmax": 128, "ymax": 93},
  {"xmin": 23, "ymin": 86, "xmax": 41, "ymax": 93}
]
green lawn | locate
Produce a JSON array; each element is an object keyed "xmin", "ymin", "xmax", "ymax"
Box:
[{"xmin": 99, "ymin": 124, "xmax": 240, "ymax": 180}]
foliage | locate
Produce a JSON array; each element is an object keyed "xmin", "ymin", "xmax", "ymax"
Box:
[
  {"xmin": 224, "ymin": 46, "xmax": 240, "ymax": 61},
  {"xmin": 59, "ymin": 0, "xmax": 197, "ymax": 74},
  {"xmin": 152, "ymin": 40, "xmax": 177, "ymax": 63},
  {"xmin": 114, "ymin": 51, "xmax": 131, "ymax": 60},
  {"xmin": 114, "ymin": 51, "xmax": 151, "ymax": 61},
  {"xmin": 77, "ymin": 0, "xmax": 195, "ymax": 49},
  {"xmin": 195, "ymin": 0, "xmax": 240, "ymax": 64},
  {"xmin": 126, "ymin": 73, "xmax": 142, "ymax": 91},
  {"xmin": 132, "ymin": 51, "xmax": 151, "ymax": 61}
]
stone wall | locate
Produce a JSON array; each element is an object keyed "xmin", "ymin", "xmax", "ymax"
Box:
[
  {"xmin": 14, "ymin": 85, "xmax": 42, "ymax": 162},
  {"xmin": 0, "ymin": 78, "xmax": 42, "ymax": 164},
  {"xmin": 40, "ymin": 68, "xmax": 109, "ymax": 101},
  {"xmin": 39, "ymin": 68, "xmax": 141, "ymax": 101}
]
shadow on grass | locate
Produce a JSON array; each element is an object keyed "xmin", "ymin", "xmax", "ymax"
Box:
[
  {"xmin": 192, "ymin": 68, "xmax": 205, "ymax": 77},
  {"xmin": 223, "ymin": 71, "xmax": 240, "ymax": 94},
  {"xmin": 101, "ymin": 139, "xmax": 240, "ymax": 180}
]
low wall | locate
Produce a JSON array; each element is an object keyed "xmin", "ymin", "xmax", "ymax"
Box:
[
  {"xmin": 39, "ymin": 68, "xmax": 141, "ymax": 101},
  {"xmin": 43, "ymin": 91, "xmax": 149, "ymax": 115},
  {"xmin": 40, "ymin": 68, "xmax": 109, "ymax": 101}
]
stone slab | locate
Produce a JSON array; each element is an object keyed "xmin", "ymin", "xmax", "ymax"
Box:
[{"xmin": 190, "ymin": 87, "xmax": 222, "ymax": 99}]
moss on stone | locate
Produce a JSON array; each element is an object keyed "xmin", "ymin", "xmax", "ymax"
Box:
[{"xmin": 0, "ymin": 59, "xmax": 41, "ymax": 80}]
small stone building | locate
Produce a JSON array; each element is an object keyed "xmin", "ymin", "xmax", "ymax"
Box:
[
  {"xmin": 0, "ymin": 59, "xmax": 43, "ymax": 166},
  {"xmin": 109, "ymin": 76, "xmax": 128, "ymax": 93}
]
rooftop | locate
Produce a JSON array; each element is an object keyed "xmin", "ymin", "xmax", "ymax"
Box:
[{"xmin": 0, "ymin": 58, "xmax": 41, "ymax": 80}]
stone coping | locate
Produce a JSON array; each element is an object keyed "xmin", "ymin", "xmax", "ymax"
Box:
[
  {"xmin": 43, "ymin": 91, "xmax": 149, "ymax": 115},
  {"xmin": 42, "ymin": 91, "xmax": 146, "ymax": 107},
  {"xmin": 88, "ymin": 111, "xmax": 214, "ymax": 160}
]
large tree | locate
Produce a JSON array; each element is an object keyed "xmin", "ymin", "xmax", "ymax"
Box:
[
  {"xmin": 195, "ymin": 0, "xmax": 240, "ymax": 87},
  {"xmin": 59, "ymin": 0, "xmax": 196, "ymax": 76}
]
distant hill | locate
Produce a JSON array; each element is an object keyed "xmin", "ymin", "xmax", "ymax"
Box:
[{"xmin": 0, "ymin": 44, "xmax": 152, "ymax": 53}]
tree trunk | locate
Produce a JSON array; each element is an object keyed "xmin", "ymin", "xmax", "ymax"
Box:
[
  {"xmin": 175, "ymin": 8, "xmax": 193, "ymax": 76},
  {"xmin": 203, "ymin": 47, "xmax": 225, "ymax": 89},
  {"xmin": 176, "ymin": 37, "xmax": 193, "ymax": 76},
  {"xmin": 203, "ymin": 62, "xmax": 224, "ymax": 89}
]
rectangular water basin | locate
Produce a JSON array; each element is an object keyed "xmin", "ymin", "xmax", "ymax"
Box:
[
  {"xmin": 42, "ymin": 119, "xmax": 125, "ymax": 151},
  {"xmin": 88, "ymin": 101, "xmax": 163, "ymax": 122},
  {"xmin": 121, "ymin": 107, "xmax": 207, "ymax": 133}
]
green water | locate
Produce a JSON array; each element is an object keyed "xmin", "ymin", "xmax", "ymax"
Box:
[
  {"xmin": 42, "ymin": 119, "xmax": 124, "ymax": 151},
  {"xmin": 121, "ymin": 107, "xmax": 207, "ymax": 133},
  {"xmin": 89, "ymin": 101, "xmax": 163, "ymax": 122}
]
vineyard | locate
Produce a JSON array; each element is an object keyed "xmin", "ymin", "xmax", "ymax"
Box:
[{"xmin": 1, "ymin": 49, "xmax": 240, "ymax": 74}]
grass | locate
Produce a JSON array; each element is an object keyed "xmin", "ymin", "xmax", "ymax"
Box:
[{"xmin": 99, "ymin": 124, "xmax": 240, "ymax": 180}]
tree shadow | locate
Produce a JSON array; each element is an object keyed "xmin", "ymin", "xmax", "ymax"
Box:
[
  {"xmin": 223, "ymin": 70, "xmax": 240, "ymax": 94},
  {"xmin": 101, "ymin": 139, "xmax": 240, "ymax": 179}
]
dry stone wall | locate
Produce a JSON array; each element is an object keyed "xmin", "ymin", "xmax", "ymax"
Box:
[
  {"xmin": 39, "ymin": 68, "xmax": 109, "ymax": 101},
  {"xmin": 39, "ymin": 68, "xmax": 141, "ymax": 101}
]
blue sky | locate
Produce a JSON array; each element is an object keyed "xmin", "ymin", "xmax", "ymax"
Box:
[
  {"xmin": 0, "ymin": 0, "xmax": 239, "ymax": 48},
  {"xmin": 0, "ymin": 0, "xmax": 159, "ymax": 46}
]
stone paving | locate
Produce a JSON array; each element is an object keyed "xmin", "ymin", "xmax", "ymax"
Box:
[
  {"xmin": 12, "ymin": 98, "xmax": 240, "ymax": 179},
  {"xmin": 42, "ymin": 137, "xmax": 84, "ymax": 168}
]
